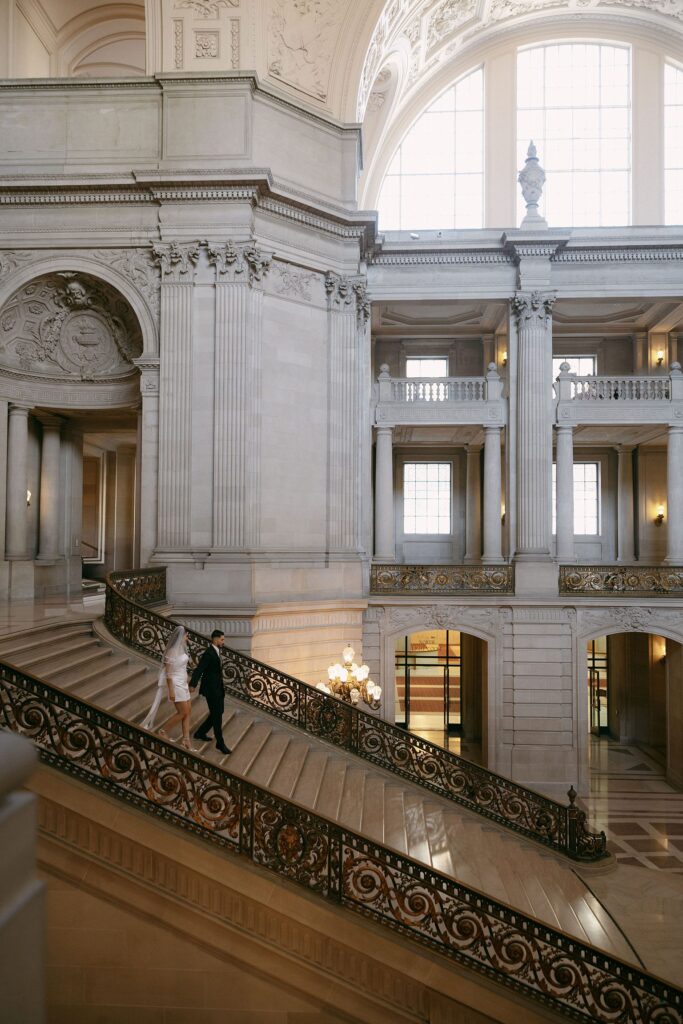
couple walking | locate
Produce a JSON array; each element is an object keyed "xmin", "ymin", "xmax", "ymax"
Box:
[{"xmin": 141, "ymin": 626, "xmax": 231, "ymax": 755}]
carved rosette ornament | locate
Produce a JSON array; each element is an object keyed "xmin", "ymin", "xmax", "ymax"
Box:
[{"xmin": 512, "ymin": 290, "xmax": 555, "ymax": 327}]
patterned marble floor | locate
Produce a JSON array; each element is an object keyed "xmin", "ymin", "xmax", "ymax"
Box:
[{"xmin": 582, "ymin": 736, "xmax": 683, "ymax": 874}]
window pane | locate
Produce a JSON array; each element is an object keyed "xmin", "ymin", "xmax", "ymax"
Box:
[
  {"xmin": 665, "ymin": 63, "xmax": 683, "ymax": 224},
  {"xmin": 376, "ymin": 68, "xmax": 483, "ymax": 230},
  {"xmin": 517, "ymin": 43, "xmax": 631, "ymax": 226},
  {"xmin": 552, "ymin": 462, "xmax": 600, "ymax": 535},
  {"xmin": 403, "ymin": 463, "xmax": 451, "ymax": 534},
  {"xmin": 406, "ymin": 357, "xmax": 449, "ymax": 378}
]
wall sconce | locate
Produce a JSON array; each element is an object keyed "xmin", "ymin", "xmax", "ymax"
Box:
[
  {"xmin": 26, "ymin": 489, "xmax": 31, "ymax": 508},
  {"xmin": 656, "ymin": 349, "xmax": 665, "ymax": 366},
  {"xmin": 501, "ymin": 504, "xmax": 506, "ymax": 525},
  {"xmin": 654, "ymin": 504, "xmax": 665, "ymax": 526},
  {"xmin": 502, "ymin": 350, "xmax": 508, "ymax": 367}
]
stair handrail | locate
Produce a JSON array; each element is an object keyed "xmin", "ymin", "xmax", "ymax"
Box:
[
  {"xmin": 104, "ymin": 567, "xmax": 607, "ymax": 862},
  {"xmin": 1, "ymin": 660, "xmax": 679, "ymax": 1024}
]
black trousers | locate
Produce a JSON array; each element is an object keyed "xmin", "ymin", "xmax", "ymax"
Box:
[{"xmin": 197, "ymin": 691, "xmax": 225, "ymax": 744}]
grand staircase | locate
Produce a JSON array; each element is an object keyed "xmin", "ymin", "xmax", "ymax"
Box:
[{"xmin": 1, "ymin": 568, "xmax": 681, "ymax": 1023}]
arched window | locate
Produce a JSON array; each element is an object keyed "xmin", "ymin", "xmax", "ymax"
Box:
[
  {"xmin": 665, "ymin": 62, "xmax": 683, "ymax": 225},
  {"xmin": 517, "ymin": 43, "xmax": 631, "ymax": 226},
  {"xmin": 376, "ymin": 67, "xmax": 484, "ymax": 230}
]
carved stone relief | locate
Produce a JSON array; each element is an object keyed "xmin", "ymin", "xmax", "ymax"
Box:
[
  {"xmin": 379, "ymin": 603, "xmax": 505, "ymax": 636},
  {"xmin": 427, "ymin": 0, "xmax": 477, "ymax": 50},
  {"xmin": 205, "ymin": 240, "xmax": 272, "ymax": 285},
  {"xmin": 267, "ymin": 0, "xmax": 344, "ymax": 101},
  {"xmin": 269, "ymin": 261, "xmax": 317, "ymax": 301},
  {"xmin": 174, "ymin": 0, "xmax": 239, "ymax": 14},
  {"xmin": 578, "ymin": 606, "xmax": 683, "ymax": 639},
  {"xmin": 0, "ymin": 273, "xmax": 143, "ymax": 381}
]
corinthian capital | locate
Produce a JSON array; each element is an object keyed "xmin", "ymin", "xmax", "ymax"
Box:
[
  {"xmin": 512, "ymin": 290, "xmax": 555, "ymax": 327},
  {"xmin": 151, "ymin": 241, "xmax": 200, "ymax": 280}
]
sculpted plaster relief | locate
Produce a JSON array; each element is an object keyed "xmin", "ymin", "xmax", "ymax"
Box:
[
  {"xmin": 0, "ymin": 273, "xmax": 142, "ymax": 381},
  {"xmin": 578, "ymin": 606, "xmax": 683, "ymax": 638},
  {"xmin": 268, "ymin": 0, "xmax": 345, "ymax": 101},
  {"xmin": 427, "ymin": 0, "xmax": 477, "ymax": 50},
  {"xmin": 269, "ymin": 261, "xmax": 317, "ymax": 301},
  {"xmin": 90, "ymin": 248, "xmax": 161, "ymax": 323},
  {"xmin": 174, "ymin": 0, "xmax": 239, "ymax": 14}
]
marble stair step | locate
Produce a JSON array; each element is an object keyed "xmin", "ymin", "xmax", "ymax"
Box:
[
  {"xmin": 184, "ymin": 709, "xmax": 240, "ymax": 753},
  {"xmin": 383, "ymin": 785, "xmax": 408, "ymax": 854},
  {"xmin": 221, "ymin": 718, "xmax": 270, "ymax": 771},
  {"xmin": 105, "ymin": 673, "xmax": 162, "ymax": 716},
  {"xmin": 423, "ymin": 802, "xmax": 455, "ymax": 876},
  {"xmin": 337, "ymin": 765, "xmax": 367, "ymax": 832},
  {"xmin": 0, "ymin": 626, "xmax": 93, "ymax": 661},
  {"xmin": 245, "ymin": 731, "xmax": 292, "ymax": 788},
  {"xmin": 266, "ymin": 738, "xmax": 313, "ymax": 799},
  {"xmin": 403, "ymin": 793, "xmax": 432, "ymax": 864},
  {"xmin": 315, "ymin": 759, "xmax": 348, "ymax": 821},
  {"xmin": 57, "ymin": 660, "xmax": 145, "ymax": 699},
  {"xmin": 38, "ymin": 647, "xmax": 116, "ymax": 680},
  {"xmin": 291, "ymin": 749, "xmax": 329, "ymax": 809},
  {"xmin": 14, "ymin": 636, "xmax": 101, "ymax": 671},
  {"xmin": 360, "ymin": 775, "xmax": 386, "ymax": 844}
]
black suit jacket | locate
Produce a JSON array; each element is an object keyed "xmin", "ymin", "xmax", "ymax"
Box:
[{"xmin": 190, "ymin": 645, "xmax": 223, "ymax": 700}]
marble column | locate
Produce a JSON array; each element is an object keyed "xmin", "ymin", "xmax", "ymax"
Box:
[
  {"xmin": 5, "ymin": 404, "xmax": 30, "ymax": 560},
  {"xmin": 374, "ymin": 426, "xmax": 395, "ymax": 560},
  {"xmin": 666, "ymin": 426, "xmax": 683, "ymax": 563},
  {"xmin": 482, "ymin": 427, "xmax": 503, "ymax": 563},
  {"xmin": 464, "ymin": 444, "xmax": 481, "ymax": 563},
  {"xmin": 513, "ymin": 292, "xmax": 554, "ymax": 558},
  {"xmin": 617, "ymin": 445, "xmax": 635, "ymax": 563},
  {"xmin": 36, "ymin": 415, "xmax": 62, "ymax": 562},
  {"xmin": 134, "ymin": 358, "xmax": 160, "ymax": 567},
  {"xmin": 555, "ymin": 425, "xmax": 575, "ymax": 562},
  {"xmin": 152, "ymin": 242, "xmax": 199, "ymax": 550}
]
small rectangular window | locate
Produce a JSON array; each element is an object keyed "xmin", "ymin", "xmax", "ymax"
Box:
[
  {"xmin": 553, "ymin": 356, "xmax": 596, "ymax": 379},
  {"xmin": 403, "ymin": 462, "xmax": 451, "ymax": 534},
  {"xmin": 406, "ymin": 357, "xmax": 449, "ymax": 378},
  {"xmin": 552, "ymin": 462, "xmax": 601, "ymax": 535}
]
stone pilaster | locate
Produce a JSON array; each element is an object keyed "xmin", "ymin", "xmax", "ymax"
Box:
[
  {"xmin": 464, "ymin": 444, "xmax": 482, "ymax": 563},
  {"xmin": 133, "ymin": 358, "xmax": 160, "ymax": 566},
  {"xmin": 209, "ymin": 241, "xmax": 270, "ymax": 550},
  {"xmin": 513, "ymin": 291, "xmax": 555, "ymax": 559},
  {"xmin": 152, "ymin": 242, "xmax": 199, "ymax": 550},
  {"xmin": 617, "ymin": 445, "xmax": 635, "ymax": 563},
  {"xmin": 555, "ymin": 425, "xmax": 575, "ymax": 562},
  {"xmin": 5, "ymin": 404, "xmax": 31, "ymax": 559},
  {"xmin": 374, "ymin": 426, "xmax": 394, "ymax": 560},
  {"xmin": 482, "ymin": 427, "xmax": 503, "ymax": 563},
  {"xmin": 36, "ymin": 414, "xmax": 63, "ymax": 563},
  {"xmin": 666, "ymin": 425, "xmax": 683, "ymax": 563}
]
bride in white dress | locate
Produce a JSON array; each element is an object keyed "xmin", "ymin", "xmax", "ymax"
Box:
[{"xmin": 141, "ymin": 626, "xmax": 196, "ymax": 751}]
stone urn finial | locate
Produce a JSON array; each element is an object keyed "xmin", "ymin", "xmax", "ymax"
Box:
[{"xmin": 518, "ymin": 140, "xmax": 547, "ymax": 229}]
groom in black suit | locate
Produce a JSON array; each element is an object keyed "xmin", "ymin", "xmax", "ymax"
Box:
[{"xmin": 190, "ymin": 629, "xmax": 231, "ymax": 754}]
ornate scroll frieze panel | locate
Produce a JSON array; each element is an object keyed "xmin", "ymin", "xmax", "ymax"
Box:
[
  {"xmin": 175, "ymin": 0, "xmax": 239, "ymax": 13},
  {"xmin": 267, "ymin": 0, "xmax": 344, "ymax": 102},
  {"xmin": 561, "ymin": 565, "xmax": 683, "ymax": 597},
  {"xmin": 512, "ymin": 290, "xmax": 555, "ymax": 327},
  {"xmin": 0, "ymin": 250, "xmax": 36, "ymax": 280},
  {"xmin": 376, "ymin": 602, "xmax": 509, "ymax": 636},
  {"xmin": 0, "ymin": 272, "xmax": 143, "ymax": 381},
  {"xmin": 577, "ymin": 606, "xmax": 683, "ymax": 641},
  {"xmin": 371, "ymin": 564, "xmax": 514, "ymax": 596},
  {"xmin": 267, "ymin": 260, "xmax": 320, "ymax": 303}
]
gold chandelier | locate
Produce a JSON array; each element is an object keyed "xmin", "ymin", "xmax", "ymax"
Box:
[{"xmin": 317, "ymin": 645, "xmax": 381, "ymax": 709}]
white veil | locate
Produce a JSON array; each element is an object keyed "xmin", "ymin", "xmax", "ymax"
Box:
[{"xmin": 141, "ymin": 626, "xmax": 187, "ymax": 730}]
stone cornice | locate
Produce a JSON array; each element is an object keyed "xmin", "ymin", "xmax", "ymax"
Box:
[
  {"xmin": 369, "ymin": 249, "xmax": 514, "ymax": 266},
  {"xmin": 553, "ymin": 246, "xmax": 683, "ymax": 263}
]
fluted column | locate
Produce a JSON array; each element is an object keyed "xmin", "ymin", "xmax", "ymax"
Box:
[
  {"xmin": 464, "ymin": 444, "xmax": 481, "ymax": 563},
  {"xmin": 209, "ymin": 242, "xmax": 270, "ymax": 549},
  {"xmin": 513, "ymin": 292, "xmax": 555, "ymax": 558},
  {"xmin": 555, "ymin": 425, "xmax": 575, "ymax": 562},
  {"xmin": 5, "ymin": 404, "xmax": 30, "ymax": 559},
  {"xmin": 374, "ymin": 426, "xmax": 395, "ymax": 560},
  {"xmin": 36, "ymin": 415, "xmax": 63, "ymax": 562},
  {"xmin": 617, "ymin": 445, "xmax": 635, "ymax": 563},
  {"xmin": 152, "ymin": 243, "xmax": 199, "ymax": 550},
  {"xmin": 482, "ymin": 427, "xmax": 503, "ymax": 563},
  {"xmin": 666, "ymin": 426, "xmax": 683, "ymax": 563}
]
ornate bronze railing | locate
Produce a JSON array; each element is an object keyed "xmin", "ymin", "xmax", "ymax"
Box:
[
  {"xmin": 371, "ymin": 563, "xmax": 514, "ymax": 595},
  {"xmin": 1, "ymin": 663, "xmax": 679, "ymax": 1023},
  {"xmin": 103, "ymin": 568, "xmax": 606, "ymax": 862},
  {"xmin": 560, "ymin": 566, "xmax": 683, "ymax": 596}
]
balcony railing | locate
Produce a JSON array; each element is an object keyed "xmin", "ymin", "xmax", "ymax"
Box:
[
  {"xmin": 2, "ymin": 662, "xmax": 678, "ymax": 1023},
  {"xmin": 375, "ymin": 364, "xmax": 506, "ymax": 427},
  {"xmin": 371, "ymin": 563, "xmax": 514, "ymax": 595},
  {"xmin": 555, "ymin": 363, "xmax": 683, "ymax": 425},
  {"xmin": 560, "ymin": 565, "xmax": 683, "ymax": 596},
  {"xmin": 103, "ymin": 568, "xmax": 604, "ymax": 861}
]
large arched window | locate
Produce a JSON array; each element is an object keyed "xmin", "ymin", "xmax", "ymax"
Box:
[
  {"xmin": 516, "ymin": 43, "xmax": 631, "ymax": 226},
  {"xmin": 376, "ymin": 67, "xmax": 484, "ymax": 230},
  {"xmin": 665, "ymin": 62, "xmax": 683, "ymax": 224}
]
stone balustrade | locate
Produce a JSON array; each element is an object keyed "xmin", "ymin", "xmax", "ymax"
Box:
[
  {"xmin": 555, "ymin": 362, "xmax": 683, "ymax": 424},
  {"xmin": 375, "ymin": 362, "xmax": 506, "ymax": 426}
]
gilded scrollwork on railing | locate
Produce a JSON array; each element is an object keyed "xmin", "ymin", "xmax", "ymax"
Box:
[
  {"xmin": 370, "ymin": 564, "xmax": 514, "ymax": 595},
  {"xmin": 103, "ymin": 569, "xmax": 604, "ymax": 862},
  {"xmin": 560, "ymin": 565, "xmax": 683, "ymax": 596},
  {"xmin": 1, "ymin": 665, "xmax": 679, "ymax": 1023},
  {"xmin": 108, "ymin": 566, "xmax": 167, "ymax": 605}
]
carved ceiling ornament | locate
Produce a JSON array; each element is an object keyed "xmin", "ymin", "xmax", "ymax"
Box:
[
  {"xmin": 0, "ymin": 272, "xmax": 142, "ymax": 381},
  {"xmin": 174, "ymin": 0, "xmax": 239, "ymax": 15},
  {"xmin": 267, "ymin": 0, "xmax": 343, "ymax": 101}
]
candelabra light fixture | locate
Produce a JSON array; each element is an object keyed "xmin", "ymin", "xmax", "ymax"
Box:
[
  {"xmin": 317, "ymin": 645, "xmax": 381, "ymax": 709},
  {"xmin": 655, "ymin": 504, "xmax": 665, "ymax": 526}
]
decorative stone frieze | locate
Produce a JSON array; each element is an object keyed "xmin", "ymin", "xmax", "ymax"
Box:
[
  {"xmin": 268, "ymin": 261, "xmax": 318, "ymax": 302},
  {"xmin": 577, "ymin": 606, "xmax": 683, "ymax": 640},
  {"xmin": 560, "ymin": 565, "xmax": 683, "ymax": 596},
  {"xmin": 371, "ymin": 564, "xmax": 514, "ymax": 596},
  {"xmin": 0, "ymin": 250, "xmax": 35, "ymax": 280},
  {"xmin": 175, "ymin": 0, "xmax": 239, "ymax": 13},
  {"xmin": 378, "ymin": 603, "xmax": 507, "ymax": 635}
]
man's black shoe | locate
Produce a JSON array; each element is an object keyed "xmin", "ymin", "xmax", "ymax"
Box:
[
  {"xmin": 216, "ymin": 743, "xmax": 231, "ymax": 755},
  {"xmin": 193, "ymin": 731, "xmax": 210, "ymax": 741}
]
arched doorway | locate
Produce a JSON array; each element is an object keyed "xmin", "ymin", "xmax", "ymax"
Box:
[
  {"xmin": 394, "ymin": 628, "xmax": 487, "ymax": 763},
  {"xmin": 586, "ymin": 632, "xmax": 683, "ymax": 788}
]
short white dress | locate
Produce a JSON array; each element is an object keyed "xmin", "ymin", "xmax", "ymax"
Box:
[{"xmin": 141, "ymin": 650, "xmax": 191, "ymax": 730}]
